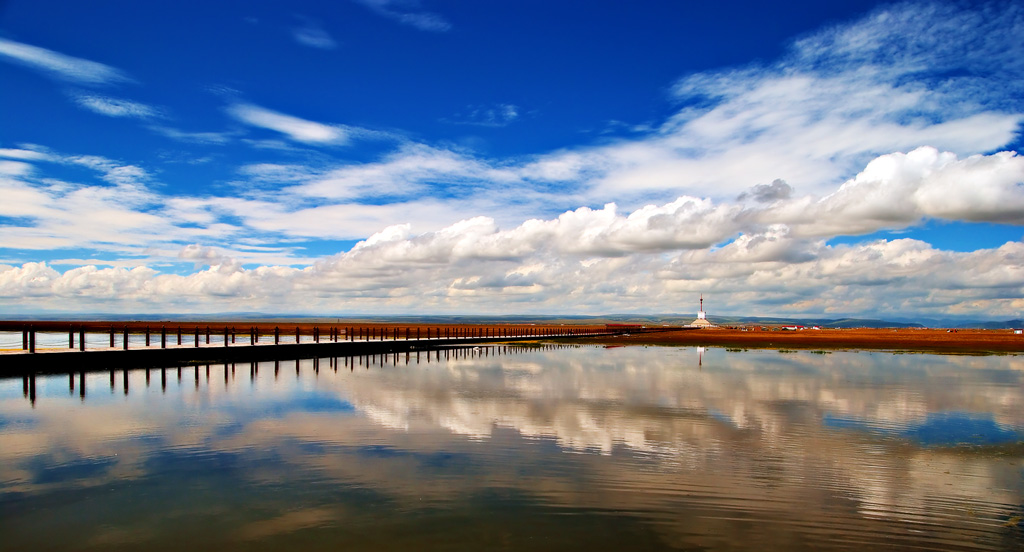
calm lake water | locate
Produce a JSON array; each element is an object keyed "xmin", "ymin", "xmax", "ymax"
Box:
[{"xmin": 2, "ymin": 344, "xmax": 1023, "ymax": 551}]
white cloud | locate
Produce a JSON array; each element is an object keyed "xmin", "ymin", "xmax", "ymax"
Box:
[
  {"xmin": 6, "ymin": 138, "xmax": 1023, "ymax": 316},
  {"xmin": 226, "ymin": 103, "xmax": 348, "ymax": 144},
  {"xmin": 352, "ymin": 0, "xmax": 451, "ymax": 32},
  {"xmin": 0, "ymin": 38, "xmax": 131, "ymax": 85},
  {"xmin": 74, "ymin": 94, "xmax": 158, "ymax": 118}
]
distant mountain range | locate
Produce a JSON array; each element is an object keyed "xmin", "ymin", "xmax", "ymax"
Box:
[{"xmin": 3, "ymin": 312, "xmax": 1021, "ymax": 329}]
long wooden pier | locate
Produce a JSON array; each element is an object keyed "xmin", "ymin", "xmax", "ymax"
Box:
[{"xmin": 0, "ymin": 322, "xmax": 623, "ymax": 375}]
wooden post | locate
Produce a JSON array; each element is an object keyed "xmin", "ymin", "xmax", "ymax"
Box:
[
  {"xmin": 123, "ymin": 326, "xmax": 129, "ymax": 350},
  {"xmin": 177, "ymin": 326, "xmax": 182, "ymax": 346},
  {"xmin": 69, "ymin": 328, "xmax": 74, "ymax": 349},
  {"xmin": 22, "ymin": 329, "xmax": 28, "ymax": 350},
  {"xmin": 161, "ymin": 326, "xmax": 166, "ymax": 349},
  {"xmin": 146, "ymin": 326, "xmax": 150, "ymax": 347},
  {"xmin": 224, "ymin": 327, "xmax": 229, "ymax": 347},
  {"xmin": 275, "ymin": 326, "xmax": 280, "ymax": 344},
  {"xmin": 231, "ymin": 328, "xmax": 236, "ymax": 344},
  {"xmin": 28, "ymin": 330, "xmax": 35, "ymax": 353},
  {"xmin": 79, "ymin": 328, "xmax": 85, "ymax": 351},
  {"xmin": 295, "ymin": 326, "xmax": 300, "ymax": 343},
  {"xmin": 206, "ymin": 326, "xmax": 211, "ymax": 344},
  {"xmin": 195, "ymin": 327, "xmax": 200, "ymax": 348},
  {"xmin": 110, "ymin": 326, "xmax": 115, "ymax": 348}
]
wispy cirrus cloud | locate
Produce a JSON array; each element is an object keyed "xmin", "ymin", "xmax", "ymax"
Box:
[
  {"xmin": 352, "ymin": 0, "xmax": 451, "ymax": 32},
  {"xmin": 0, "ymin": 147, "xmax": 52, "ymax": 162},
  {"xmin": 291, "ymin": 21, "xmax": 338, "ymax": 49},
  {"xmin": 73, "ymin": 94, "xmax": 159, "ymax": 119},
  {"xmin": 226, "ymin": 103, "xmax": 349, "ymax": 145},
  {"xmin": 149, "ymin": 126, "xmax": 234, "ymax": 145},
  {"xmin": 293, "ymin": 143, "xmax": 521, "ymax": 201},
  {"xmin": 443, "ymin": 104, "xmax": 520, "ymax": 127},
  {"xmin": 0, "ymin": 37, "xmax": 131, "ymax": 85}
]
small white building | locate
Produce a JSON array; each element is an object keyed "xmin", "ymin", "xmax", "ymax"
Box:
[{"xmin": 689, "ymin": 295, "xmax": 713, "ymax": 328}]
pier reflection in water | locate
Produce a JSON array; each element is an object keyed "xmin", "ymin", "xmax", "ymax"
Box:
[{"xmin": 1, "ymin": 345, "xmax": 1022, "ymax": 551}]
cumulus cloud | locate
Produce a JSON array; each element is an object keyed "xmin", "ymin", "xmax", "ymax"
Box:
[
  {"xmin": 0, "ymin": 38, "xmax": 131, "ymax": 85},
  {"xmin": 3, "ymin": 231, "xmax": 1022, "ymax": 318},
  {"xmin": 226, "ymin": 103, "xmax": 348, "ymax": 144},
  {"xmin": 178, "ymin": 244, "xmax": 233, "ymax": 268},
  {"xmin": 738, "ymin": 179, "xmax": 793, "ymax": 203},
  {"xmin": 773, "ymin": 147, "xmax": 1024, "ymax": 237}
]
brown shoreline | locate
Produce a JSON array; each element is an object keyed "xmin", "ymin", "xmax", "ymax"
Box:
[{"xmin": 579, "ymin": 327, "xmax": 1024, "ymax": 354}]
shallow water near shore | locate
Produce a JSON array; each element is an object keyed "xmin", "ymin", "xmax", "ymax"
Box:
[{"xmin": 1, "ymin": 345, "xmax": 1022, "ymax": 551}]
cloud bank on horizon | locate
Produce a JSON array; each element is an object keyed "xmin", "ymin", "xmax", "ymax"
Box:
[{"xmin": 0, "ymin": 1, "xmax": 1022, "ymax": 319}]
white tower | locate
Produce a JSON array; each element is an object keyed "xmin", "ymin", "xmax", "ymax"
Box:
[{"xmin": 690, "ymin": 293, "xmax": 712, "ymax": 327}]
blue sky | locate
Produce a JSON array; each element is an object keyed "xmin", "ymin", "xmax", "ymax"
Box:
[{"xmin": 1, "ymin": 0, "xmax": 1023, "ymax": 319}]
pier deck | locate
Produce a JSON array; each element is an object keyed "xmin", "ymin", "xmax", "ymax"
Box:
[{"xmin": 0, "ymin": 322, "xmax": 623, "ymax": 375}]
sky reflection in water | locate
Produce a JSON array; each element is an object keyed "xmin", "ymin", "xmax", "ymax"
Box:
[{"xmin": 1, "ymin": 345, "xmax": 1022, "ymax": 551}]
